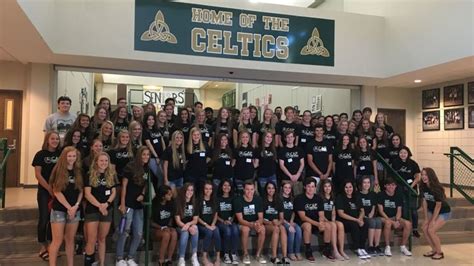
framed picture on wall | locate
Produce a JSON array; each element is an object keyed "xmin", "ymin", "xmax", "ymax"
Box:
[
  {"xmin": 468, "ymin": 106, "xmax": 474, "ymax": 128},
  {"xmin": 422, "ymin": 110, "xmax": 440, "ymax": 131},
  {"xmin": 443, "ymin": 84, "xmax": 464, "ymax": 107},
  {"xmin": 468, "ymin": 82, "xmax": 474, "ymax": 104},
  {"xmin": 444, "ymin": 108, "xmax": 464, "ymax": 130},
  {"xmin": 422, "ymin": 88, "xmax": 440, "ymax": 109}
]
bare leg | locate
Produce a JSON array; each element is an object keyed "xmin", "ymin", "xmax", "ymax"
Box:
[
  {"xmin": 329, "ymin": 222, "xmax": 341, "ymax": 257},
  {"xmin": 241, "ymin": 226, "xmax": 250, "ymax": 256},
  {"xmin": 383, "ymin": 220, "xmax": 393, "ymax": 246},
  {"xmin": 49, "ymin": 222, "xmax": 65, "ymax": 266},
  {"xmin": 302, "ymin": 223, "xmax": 312, "ymax": 244},
  {"xmin": 336, "ymin": 221, "xmax": 348, "ymax": 257},
  {"xmin": 368, "ymin": 228, "xmax": 375, "ymax": 247},
  {"xmin": 85, "ymin": 222, "xmax": 98, "ymax": 256},
  {"xmin": 422, "ymin": 222, "xmax": 435, "ymax": 252},
  {"xmin": 256, "ymin": 226, "xmax": 266, "ymax": 256},
  {"xmin": 98, "ymin": 222, "xmax": 111, "ymax": 266},
  {"xmin": 374, "ymin": 229, "xmax": 382, "ymax": 247},
  {"xmin": 168, "ymin": 229, "xmax": 178, "ymax": 261},
  {"xmin": 400, "ymin": 220, "xmax": 412, "ymax": 246},
  {"xmin": 64, "ymin": 222, "xmax": 79, "ymax": 266},
  {"xmin": 279, "ymin": 225, "xmax": 288, "ymax": 258},
  {"xmin": 428, "ymin": 219, "xmax": 447, "ymax": 254}
]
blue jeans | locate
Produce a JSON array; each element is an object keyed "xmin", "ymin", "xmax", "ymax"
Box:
[
  {"xmin": 177, "ymin": 226, "xmax": 199, "ymax": 258},
  {"xmin": 257, "ymin": 175, "xmax": 277, "ymax": 196},
  {"xmin": 198, "ymin": 225, "xmax": 222, "ymax": 252},
  {"xmin": 149, "ymin": 159, "xmax": 163, "ymax": 186},
  {"xmin": 283, "ymin": 223, "xmax": 302, "ymax": 255},
  {"xmin": 217, "ymin": 222, "xmax": 239, "ymax": 254},
  {"xmin": 116, "ymin": 208, "xmax": 144, "ymax": 260}
]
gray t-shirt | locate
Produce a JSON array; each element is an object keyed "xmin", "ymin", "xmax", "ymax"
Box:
[{"xmin": 43, "ymin": 112, "xmax": 77, "ymax": 140}]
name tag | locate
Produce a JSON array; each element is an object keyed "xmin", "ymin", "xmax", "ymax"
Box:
[
  {"xmin": 105, "ymin": 190, "xmax": 111, "ymax": 196},
  {"xmin": 153, "ymin": 139, "xmax": 159, "ymax": 144},
  {"xmin": 407, "ymin": 179, "xmax": 413, "ymax": 184},
  {"xmin": 246, "ymin": 158, "xmax": 252, "ymax": 163},
  {"xmin": 205, "ymin": 133, "xmax": 210, "ymax": 137},
  {"xmin": 225, "ymin": 161, "xmax": 231, "ymax": 165},
  {"xmin": 321, "ymin": 147, "xmax": 327, "ymax": 152},
  {"xmin": 288, "ymin": 158, "xmax": 293, "ymax": 163},
  {"xmin": 301, "ymin": 138, "xmax": 306, "ymax": 143},
  {"xmin": 360, "ymin": 166, "xmax": 366, "ymax": 170},
  {"xmin": 200, "ymin": 152, "xmax": 206, "ymax": 157},
  {"xmin": 348, "ymin": 162, "xmax": 352, "ymax": 166}
]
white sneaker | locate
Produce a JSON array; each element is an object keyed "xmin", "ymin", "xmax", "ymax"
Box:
[
  {"xmin": 192, "ymin": 253, "xmax": 200, "ymax": 266},
  {"xmin": 243, "ymin": 254, "xmax": 251, "ymax": 264},
  {"xmin": 223, "ymin": 253, "xmax": 232, "ymax": 264},
  {"xmin": 384, "ymin": 246, "xmax": 392, "ymax": 257},
  {"xmin": 356, "ymin": 249, "xmax": 368, "ymax": 259},
  {"xmin": 231, "ymin": 254, "xmax": 239, "ymax": 265},
  {"xmin": 115, "ymin": 260, "xmax": 127, "ymax": 266},
  {"xmin": 256, "ymin": 255, "xmax": 267, "ymax": 264},
  {"xmin": 178, "ymin": 257, "xmax": 186, "ymax": 266},
  {"xmin": 126, "ymin": 258, "xmax": 138, "ymax": 266},
  {"xmin": 361, "ymin": 249, "xmax": 371, "ymax": 258},
  {"xmin": 400, "ymin": 245, "xmax": 412, "ymax": 256}
]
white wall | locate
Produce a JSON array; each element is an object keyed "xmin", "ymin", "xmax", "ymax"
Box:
[{"xmin": 57, "ymin": 70, "xmax": 94, "ymax": 115}]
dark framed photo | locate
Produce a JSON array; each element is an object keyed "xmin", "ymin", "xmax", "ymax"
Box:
[
  {"xmin": 443, "ymin": 84, "xmax": 464, "ymax": 107},
  {"xmin": 468, "ymin": 106, "xmax": 474, "ymax": 128},
  {"xmin": 468, "ymin": 82, "xmax": 474, "ymax": 104},
  {"xmin": 444, "ymin": 108, "xmax": 464, "ymax": 130},
  {"xmin": 422, "ymin": 88, "xmax": 440, "ymax": 109},
  {"xmin": 422, "ymin": 110, "xmax": 440, "ymax": 131}
]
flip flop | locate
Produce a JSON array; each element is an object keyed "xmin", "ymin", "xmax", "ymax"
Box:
[
  {"xmin": 39, "ymin": 251, "xmax": 49, "ymax": 261},
  {"xmin": 423, "ymin": 251, "xmax": 436, "ymax": 257},
  {"xmin": 432, "ymin": 253, "xmax": 444, "ymax": 260}
]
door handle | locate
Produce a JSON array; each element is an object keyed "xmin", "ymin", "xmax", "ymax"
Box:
[{"xmin": 8, "ymin": 139, "xmax": 16, "ymax": 150}]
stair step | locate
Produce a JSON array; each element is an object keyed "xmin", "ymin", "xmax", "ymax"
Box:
[
  {"xmin": 0, "ymin": 207, "xmax": 37, "ymax": 223},
  {"xmin": 414, "ymin": 231, "xmax": 474, "ymax": 245},
  {"xmin": 446, "ymin": 197, "xmax": 472, "ymax": 207},
  {"xmin": 0, "ymin": 220, "xmax": 37, "ymax": 238},
  {"xmin": 417, "ymin": 206, "xmax": 474, "ymax": 220}
]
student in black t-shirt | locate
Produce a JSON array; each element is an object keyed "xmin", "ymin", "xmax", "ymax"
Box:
[
  {"xmin": 143, "ymin": 113, "xmax": 165, "ymax": 184},
  {"xmin": 358, "ymin": 176, "xmax": 383, "ymax": 256},
  {"xmin": 152, "ymin": 185, "xmax": 177, "ymax": 265},
  {"xmin": 306, "ymin": 124, "xmax": 333, "ymax": 186},
  {"xmin": 232, "ymin": 131, "xmax": 258, "ymax": 193},
  {"xmin": 157, "ymin": 110, "xmax": 171, "ymax": 148},
  {"xmin": 387, "ymin": 133, "xmax": 403, "ymax": 164},
  {"xmin": 128, "ymin": 121, "xmax": 143, "ymax": 155},
  {"xmin": 216, "ymin": 179, "xmax": 240, "ymax": 264},
  {"xmin": 297, "ymin": 110, "xmax": 314, "ymax": 149},
  {"xmin": 212, "ymin": 107, "xmax": 234, "ymax": 148},
  {"xmin": 318, "ymin": 179, "xmax": 347, "ymax": 260},
  {"xmin": 163, "ymin": 131, "xmax": 186, "ymax": 192},
  {"xmin": 355, "ymin": 137, "xmax": 379, "ymax": 187},
  {"xmin": 357, "ymin": 119, "xmax": 374, "ymax": 147},
  {"xmin": 211, "ymin": 134, "xmax": 234, "ymax": 188},
  {"xmin": 172, "ymin": 108, "xmax": 192, "ymax": 145},
  {"xmin": 262, "ymin": 182, "xmax": 289, "ymax": 264},
  {"xmin": 131, "ymin": 105, "xmax": 144, "ymax": 125},
  {"xmin": 258, "ymin": 108, "xmax": 277, "ymax": 145},
  {"xmin": 193, "ymin": 110, "xmax": 213, "ymax": 147},
  {"xmin": 375, "ymin": 112, "xmax": 394, "ymax": 138},
  {"xmin": 275, "ymin": 106, "xmax": 298, "ymax": 147},
  {"xmin": 294, "ymin": 178, "xmax": 330, "ymax": 262},
  {"xmin": 108, "ymin": 130, "xmax": 134, "ymax": 182},
  {"xmin": 63, "ymin": 129, "xmax": 84, "ymax": 156},
  {"xmin": 233, "ymin": 107, "xmax": 258, "ymax": 148},
  {"xmin": 197, "ymin": 181, "xmax": 222, "ymax": 266},
  {"xmin": 84, "ymin": 152, "xmax": 117, "ymax": 266},
  {"xmin": 420, "ymin": 168, "xmax": 451, "ymax": 260},
  {"xmin": 234, "ymin": 180, "xmax": 267, "ymax": 264},
  {"xmin": 377, "ymin": 178, "xmax": 412, "ymax": 257},
  {"xmin": 174, "ymin": 183, "xmax": 200, "ymax": 266},
  {"xmin": 323, "ymin": 116, "xmax": 338, "ymax": 149},
  {"xmin": 97, "ymin": 121, "xmax": 115, "ymax": 152},
  {"xmin": 257, "ymin": 130, "xmax": 278, "ymax": 195},
  {"xmin": 278, "ymin": 131, "xmax": 305, "ymax": 195},
  {"xmin": 335, "ymin": 180, "xmax": 369, "ymax": 259},
  {"xmin": 115, "ymin": 147, "xmax": 151, "ymax": 265},
  {"xmin": 68, "ymin": 114, "xmax": 93, "ymax": 157},
  {"xmin": 280, "ymin": 181, "xmax": 303, "ymax": 261},
  {"xmin": 372, "ymin": 126, "xmax": 389, "ymax": 184},
  {"xmin": 332, "ymin": 134, "xmax": 356, "ymax": 193},
  {"xmin": 111, "ymin": 106, "xmax": 129, "ymax": 137},
  {"xmin": 185, "ymin": 127, "xmax": 210, "ymax": 195},
  {"xmin": 48, "ymin": 146, "xmax": 83, "ymax": 266},
  {"xmin": 32, "ymin": 131, "xmax": 61, "ymax": 260}
]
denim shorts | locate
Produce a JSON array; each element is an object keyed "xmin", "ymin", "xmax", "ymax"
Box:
[
  {"xmin": 50, "ymin": 209, "xmax": 81, "ymax": 224},
  {"xmin": 428, "ymin": 211, "xmax": 452, "ymax": 221},
  {"xmin": 84, "ymin": 211, "xmax": 113, "ymax": 222}
]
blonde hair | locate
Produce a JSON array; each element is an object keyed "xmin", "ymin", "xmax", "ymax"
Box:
[
  {"xmin": 170, "ymin": 130, "xmax": 186, "ymax": 170},
  {"xmin": 187, "ymin": 127, "xmax": 205, "ymax": 154},
  {"xmin": 238, "ymin": 107, "xmax": 251, "ymax": 132},
  {"xmin": 89, "ymin": 152, "xmax": 116, "ymax": 188},
  {"xmin": 98, "ymin": 120, "xmax": 116, "ymax": 145},
  {"xmin": 128, "ymin": 120, "xmax": 143, "ymax": 146},
  {"xmin": 113, "ymin": 130, "xmax": 134, "ymax": 156},
  {"xmin": 238, "ymin": 130, "xmax": 252, "ymax": 148},
  {"xmin": 50, "ymin": 146, "xmax": 83, "ymax": 192}
]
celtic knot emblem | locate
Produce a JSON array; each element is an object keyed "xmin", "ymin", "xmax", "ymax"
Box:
[
  {"xmin": 300, "ymin": 27, "xmax": 330, "ymax": 57},
  {"xmin": 140, "ymin": 10, "xmax": 177, "ymax": 44}
]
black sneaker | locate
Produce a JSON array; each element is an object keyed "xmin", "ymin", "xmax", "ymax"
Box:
[
  {"xmin": 368, "ymin": 246, "xmax": 377, "ymax": 256},
  {"xmin": 322, "ymin": 248, "xmax": 335, "ymax": 260},
  {"xmin": 375, "ymin": 246, "xmax": 384, "ymax": 256},
  {"xmin": 305, "ymin": 251, "xmax": 315, "ymax": 262},
  {"xmin": 413, "ymin": 230, "xmax": 421, "ymax": 238},
  {"xmin": 282, "ymin": 257, "xmax": 291, "ymax": 264},
  {"xmin": 270, "ymin": 257, "xmax": 281, "ymax": 264}
]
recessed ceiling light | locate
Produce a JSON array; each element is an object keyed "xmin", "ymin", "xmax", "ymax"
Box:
[
  {"xmin": 414, "ymin": 79, "xmax": 422, "ymax": 83},
  {"xmin": 214, "ymin": 84, "xmax": 218, "ymax": 87}
]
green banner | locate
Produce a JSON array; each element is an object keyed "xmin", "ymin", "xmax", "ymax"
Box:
[{"xmin": 135, "ymin": 0, "xmax": 335, "ymax": 66}]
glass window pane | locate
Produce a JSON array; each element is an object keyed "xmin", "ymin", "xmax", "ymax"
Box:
[{"xmin": 4, "ymin": 99, "xmax": 14, "ymax": 130}]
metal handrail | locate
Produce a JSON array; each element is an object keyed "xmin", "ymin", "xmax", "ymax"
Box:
[
  {"xmin": 444, "ymin": 147, "xmax": 473, "ymax": 204},
  {"xmin": 143, "ymin": 168, "xmax": 153, "ymax": 265},
  {"xmin": 0, "ymin": 139, "xmax": 14, "ymax": 208}
]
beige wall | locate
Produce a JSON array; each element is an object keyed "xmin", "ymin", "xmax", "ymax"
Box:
[
  {"xmin": 0, "ymin": 61, "xmax": 53, "ymax": 185},
  {"xmin": 200, "ymin": 87, "xmax": 235, "ymax": 110}
]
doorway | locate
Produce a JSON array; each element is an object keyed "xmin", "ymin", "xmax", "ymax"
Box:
[
  {"xmin": 0, "ymin": 90, "xmax": 22, "ymax": 187},
  {"xmin": 378, "ymin": 108, "xmax": 406, "ymax": 142}
]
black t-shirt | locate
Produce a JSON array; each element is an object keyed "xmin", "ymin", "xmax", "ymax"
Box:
[
  {"xmin": 257, "ymin": 122, "xmax": 272, "ymax": 139},
  {"xmin": 195, "ymin": 124, "xmax": 212, "ymax": 144},
  {"xmin": 335, "ymin": 194, "xmax": 361, "ymax": 219},
  {"xmin": 297, "ymin": 124, "xmax": 314, "ymax": 149},
  {"xmin": 217, "ymin": 196, "xmax": 235, "ymax": 221},
  {"xmin": 257, "ymin": 147, "xmax": 277, "ymax": 178},
  {"xmin": 278, "ymin": 146, "xmax": 304, "ymax": 179},
  {"xmin": 32, "ymin": 149, "xmax": 61, "ymax": 192},
  {"xmin": 84, "ymin": 173, "xmax": 115, "ymax": 214},
  {"xmin": 158, "ymin": 126, "xmax": 171, "ymax": 147},
  {"xmin": 320, "ymin": 196, "xmax": 335, "ymax": 221},
  {"xmin": 294, "ymin": 193, "xmax": 322, "ymax": 224},
  {"xmin": 199, "ymin": 199, "xmax": 216, "ymax": 225},
  {"xmin": 108, "ymin": 148, "xmax": 133, "ymax": 179},
  {"xmin": 180, "ymin": 201, "xmax": 198, "ymax": 224},
  {"xmin": 212, "ymin": 121, "xmax": 231, "ymax": 136},
  {"xmin": 355, "ymin": 149, "xmax": 376, "ymax": 176},
  {"xmin": 235, "ymin": 122, "xmax": 256, "ymax": 135},
  {"xmin": 275, "ymin": 120, "xmax": 298, "ymax": 145},
  {"xmin": 143, "ymin": 128, "xmax": 164, "ymax": 158},
  {"xmin": 375, "ymin": 139, "xmax": 389, "ymax": 159},
  {"xmin": 391, "ymin": 158, "xmax": 420, "ymax": 185},
  {"xmin": 153, "ymin": 200, "xmax": 175, "ymax": 227},
  {"xmin": 172, "ymin": 122, "xmax": 191, "ymax": 144},
  {"xmin": 263, "ymin": 199, "xmax": 283, "ymax": 221},
  {"xmin": 378, "ymin": 191, "xmax": 403, "ymax": 218},
  {"xmin": 358, "ymin": 191, "xmax": 377, "ymax": 216},
  {"xmin": 102, "ymin": 138, "xmax": 112, "ymax": 152},
  {"xmin": 212, "ymin": 150, "xmax": 234, "ymax": 180},
  {"xmin": 114, "ymin": 120, "xmax": 129, "ymax": 136},
  {"xmin": 185, "ymin": 144, "xmax": 209, "ymax": 178},
  {"xmin": 52, "ymin": 170, "xmax": 81, "ymax": 212},
  {"xmin": 421, "ymin": 186, "xmax": 451, "ymax": 214},
  {"xmin": 333, "ymin": 147, "xmax": 355, "ymax": 180},
  {"xmin": 162, "ymin": 146, "xmax": 185, "ymax": 181},
  {"xmin": 388, "ymin": 146, "xmax": 401, "ymax": 164},
  {"xmin": 233, "ymin": 146, "xmax": 256, "ymax": 180},
  {"xmin": 234, "ymin": 195, "xmax": 263, "ymax": 222},
  {"xmin": 323, "ymin": 128, "xmax": 338, "ymax": 148},
  {"xmin": 358, "ymin": 131, "xmax": 374, "ymax": 147},
  {"xmin": 282, "ymin": 196, "xmax": 294, "ymax": 222},
  {"xmin": 122, "ymin": 165, "xmax": 147, "ymax": 210},
  {"xmin": 306, "ymin": 139, "xmax": 333, "ymax": 176}
]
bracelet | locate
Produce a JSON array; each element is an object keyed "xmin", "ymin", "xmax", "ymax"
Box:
[{"xmin": 74, "ymin": 202, "xmax": 80, "ymax": 207}]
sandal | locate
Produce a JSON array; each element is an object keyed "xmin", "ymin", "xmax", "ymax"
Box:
[
  {"xmin": 423, "ymin": 251, "xmax": 436, "ymax": 257},
  {"xmin": 39, "ymin": 251, "xmax": 49, "ymax": 261},
  {"xmin": 432, "ymin": 253, "xmax": 444, "ymax": 260}
]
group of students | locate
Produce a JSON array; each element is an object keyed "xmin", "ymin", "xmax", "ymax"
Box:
[{"xmin": 33, "ymin": 96, "xmax": 452, "ymax": 266}]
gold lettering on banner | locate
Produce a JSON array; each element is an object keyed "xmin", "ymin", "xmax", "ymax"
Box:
[
  {"xmin": 141, "ymin": 10, "xmax": 177, "ymax": 44},
  {"xmin": 300, "ymin": 27, "xmax": 330, "ymax": 57}
]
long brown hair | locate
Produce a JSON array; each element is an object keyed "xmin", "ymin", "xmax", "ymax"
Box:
[
  {"xmin": 42, "ymin": 131, "xmax": 60, "ymax": 151},
  {"xmin": 211, "ymin": 133, "xmax": 233, "ymax": 163},
  {"xmin": 260, "ymin": 130, "xmax": 276, "ymax": 160},
  {"xmin": 420, "ymin": 167, "xmax": 446, "ymax": 201},
  {"xmin": 128, "ymin": 146, "xmax": 150, "ymax": 186},
  {"xmin": 50, "ymin": 146, "xmax": 83, "ymax": 192},
  {"xmin": 176, "ymin": 183, "xmax": 196, "ymax": 218}
]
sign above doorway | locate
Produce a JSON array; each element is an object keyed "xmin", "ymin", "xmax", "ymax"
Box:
[{"xmin": 135, "ymin": 0, "xmax": 335, "ymax": 66}]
